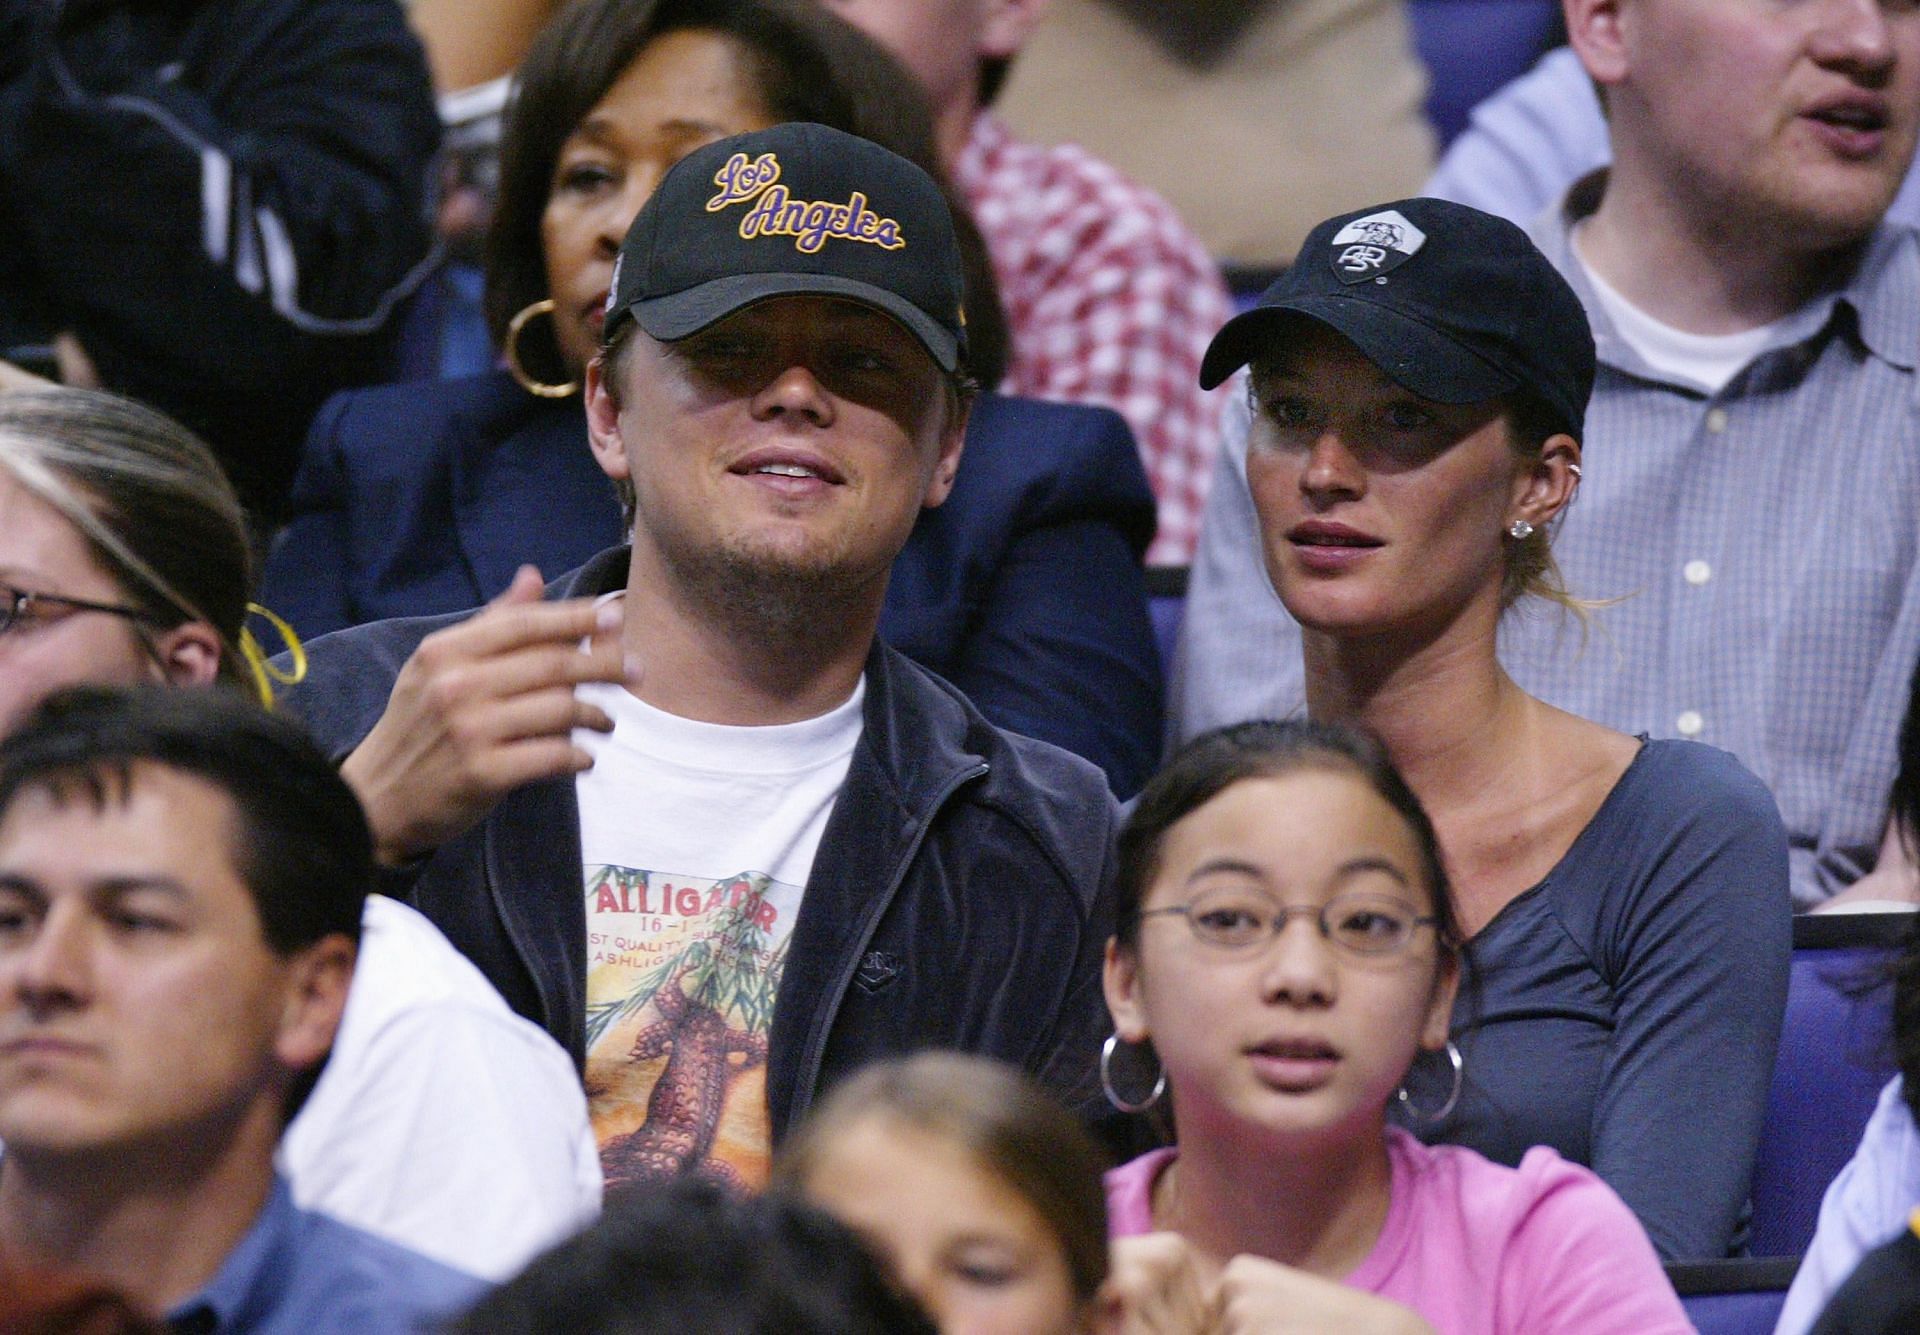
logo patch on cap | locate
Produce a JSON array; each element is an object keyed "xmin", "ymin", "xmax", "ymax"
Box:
[
  {"xmin": 705, "ymin": 152, "xmax": 905, "ymax": 254},
  {"xmin": 1328, "ymin": 210, "xmax": 1426, "ymax": 284}
]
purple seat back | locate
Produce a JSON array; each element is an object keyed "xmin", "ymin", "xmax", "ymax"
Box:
[{"xmin": 1749, "ymin": 914, "xmax": 1907, "ymax": 1257}]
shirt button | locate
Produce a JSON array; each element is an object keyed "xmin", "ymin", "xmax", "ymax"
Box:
[
  {"xmin": 1705, "ymin": 408, "xmax": 1729, "ymax": 433},
  {"xmin": 1677, "ymin": 710, "xmax": 1704, "ymax": 737},
  {"xmin": 1684, "ymin": 560, "xmax": 1712, "ymax": 585}
]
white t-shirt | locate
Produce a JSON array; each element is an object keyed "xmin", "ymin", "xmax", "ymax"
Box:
[
  {"xmin": 1574, "ymin": 240, "xmax": 1835, "ymax": 394},
  {"xmin": 281, "ymin": 895, "xmax": 602, "ymax": 1281},
  {"xmin": 574, "ymin": 676, "xmax": 864, "ymax": 1191}
]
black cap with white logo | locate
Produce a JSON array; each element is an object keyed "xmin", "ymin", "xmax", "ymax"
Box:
[
  {"xmin": 604, "ymin": 122, "xmax": 967, "ymax": 372},
  {"xmin": 1200, "ymin": 198, "xmax": 1595, "ymax": 437}
]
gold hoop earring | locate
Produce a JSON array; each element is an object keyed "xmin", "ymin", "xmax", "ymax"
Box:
[{"xmin": 504, "ymin": 299, "xmax": 581, "ymax": 399}]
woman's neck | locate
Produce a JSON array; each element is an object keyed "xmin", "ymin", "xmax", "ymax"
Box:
[
  {"xmin": 1302, "ymin": 614, "xmax": 1531, "ymax": 810},
  {"xmin": 1156, "ymin": 1114, "xmax": 1395, "ymax": 1280},
  {"xmin": 1300, "ymin": 611, "xmax": 1640, "ymax": 934}
]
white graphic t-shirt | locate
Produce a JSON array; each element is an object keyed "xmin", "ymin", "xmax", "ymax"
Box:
[{"xmin": 574, "ymin": 675, "xmax": 863, "ymax": 1192}]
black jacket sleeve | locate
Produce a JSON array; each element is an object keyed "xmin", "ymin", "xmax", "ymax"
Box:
[{"xmin": 0, "ymin": 0, "xmax": 441, "ymax": 510}]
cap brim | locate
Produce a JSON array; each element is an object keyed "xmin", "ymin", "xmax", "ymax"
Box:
[
  {"xmin": 1199, "ymin": 297, "xmax": 1517, "ymax": 403},
  {"xmin": 626, "ymin": 273, "xmax": 961, "ymax": 373}
]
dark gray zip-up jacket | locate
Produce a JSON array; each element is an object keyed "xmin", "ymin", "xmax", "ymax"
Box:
[{"xmin": 281, "ymin": 546, "xmax": 1119, "ymax": 1138}]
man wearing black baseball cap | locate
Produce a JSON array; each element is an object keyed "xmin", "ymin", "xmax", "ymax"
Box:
[{"xmin": 281, "ymin": 123, "xmax": 1117, "ymax": 1187}]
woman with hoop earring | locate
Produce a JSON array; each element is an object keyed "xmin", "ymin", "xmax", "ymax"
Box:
[
  {"xmin": 257, "ymin": 0, "xmax": 1165, "ymax": 797},
  {"xmin": 1095, "ymin": 720, "xmax": 1690, "ymax": 1333}
]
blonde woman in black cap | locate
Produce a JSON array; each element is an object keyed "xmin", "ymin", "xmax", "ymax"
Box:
[{"xmin": 1162, "ymin": 199, "xmax": 1790, "ymax": 1263}]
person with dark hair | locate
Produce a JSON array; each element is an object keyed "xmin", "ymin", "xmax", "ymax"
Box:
[
  {"xmin": 0, "ymin": 685, "xmax": 482, "ymax": 1330},
  {"xmin": 779, "ymin": 1051, "xmax": 1109, "ymax": 1333},
  {"xmin": 1096, "ymin": 719, "xmax": 1688, "ymax": 1332},
  {"xmin": 1173, "ymin": 197, "xmax": 1792, "ymax": 1261},
  {"xmin": 1777, "ymin": 658, "xmax": 1920, "ymax": 1334},
  {"xmin": 821, "ymin": 0, "xmax": 1235, "ymax": 566},
  {"xmin": 260, "ymin": 0, "xmax": 1162, "ymax": 796},
  {"xmin": 0, "ymin": 386, "xmax": 601, "ymax": 1281},
  {"xmin": 450, "ymin": 1176, "xmax": 934, "ymax": 1334},
  {"xmin": 0, "ymin": 0, "xmax": 440, "ymax": 520},
  {"xmin": 284, "ymin": 123, "xmax": 1118, "ymax": 1193}
]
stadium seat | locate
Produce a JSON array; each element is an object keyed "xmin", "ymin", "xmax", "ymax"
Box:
[
  {"xmin": 1749, "ymin": 912, "xmax": 1908, "ymax": 1257},
  {"xmin": 1668, "ymin": 1258, "xmax": 1797, "ymax": 1335},
  {"xmin": 1146, "ymin": 566, "xmax": 1188, "ymax": 679},
  {"xmin": 1405, "ymin": 0, "xmax": 1560, "ymax": 145}
]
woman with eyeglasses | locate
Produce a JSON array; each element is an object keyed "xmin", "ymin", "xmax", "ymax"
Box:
[
  {"xmin": 1098, "ymin": 720, "xmax": 1689, "ymax": 1333},
  {"xmin": 0, "ymin": 390, "xmax": 251, "ymax": 735},
  {"xmin": 1192, "ymin": 198, "xmax": 1791, "ymax": 1261}
]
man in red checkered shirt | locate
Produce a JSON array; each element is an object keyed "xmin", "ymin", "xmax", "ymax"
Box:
[{"xmin": 823, "ymin": 0, "xmax": 1234, "ymax": 565}]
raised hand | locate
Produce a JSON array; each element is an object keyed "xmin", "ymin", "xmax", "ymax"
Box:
[
  {"xmin": 342, "ymin": 565, "xmax": 634, "ymax": 864},
  {"xmin": 1097, "ymin": 1233, "xmax": 1219, "ymax": 1335}
]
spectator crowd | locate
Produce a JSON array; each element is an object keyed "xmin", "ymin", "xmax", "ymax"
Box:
[{"xmin": 2, "ymin": 0, "xmax": 1920, "ymax": 1332}]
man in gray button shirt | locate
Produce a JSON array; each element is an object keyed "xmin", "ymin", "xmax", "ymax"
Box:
[{"xmin": 1175, "ymin": 0, "xmax": 1920, "ymax": 907}]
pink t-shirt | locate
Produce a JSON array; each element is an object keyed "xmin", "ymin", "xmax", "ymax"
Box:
[{"xmin": 1105, "ymin": 1128, "xmax": 1691, "ymax": 1335}]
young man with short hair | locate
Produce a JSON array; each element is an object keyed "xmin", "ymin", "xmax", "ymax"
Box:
[
  {"xmin": 0, "ymin": 685, "xmax": 480, "ymax": 1330},
  {"xmin": 287, "ymin": 123, "xmax": 1118, "ymax": 1190}
]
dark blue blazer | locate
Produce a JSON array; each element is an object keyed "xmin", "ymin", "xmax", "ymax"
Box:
[{"xmin": 262, "ymin": 369, "xmax": 1164, "ymax": 794}]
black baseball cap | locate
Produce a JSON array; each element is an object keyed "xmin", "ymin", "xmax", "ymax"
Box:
[
  {"xmin": 1199, "ymin": 198, "xmax": 1595, "ymax": 437},
  {"xmin": 604, "ymin": 122, "xmax": 967, "ymax": 373}
]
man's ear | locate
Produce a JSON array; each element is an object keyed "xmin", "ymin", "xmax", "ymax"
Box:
[
  {"xmin": 1103, "ymin": 938, "xmax": 1150, "ymax": 1044},
  {"xmin": 920, "ymin": 395, "xmax": 970, "ymax": 509},
  {"xmin": 149, "ymin": 622, "xmax": 223, "ymax": 688},
  {"xmin": 274, "ymin": 933, "xmax": 356, "ymax": 1074},
  {"xmin": 979, "ymin": 0, "xmax": 1052, "ymax": 61},
  {"xmin": 585, "ymin": 354, "xmax": 631, "ymax": 484},
  {"xmin": 1564, "ymin": 0, "xmax": 1629, "ymax": 88}
]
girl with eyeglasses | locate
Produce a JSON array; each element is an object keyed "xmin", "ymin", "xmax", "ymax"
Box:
[{"xmin": 1098, "ymin": 720, "xmax": 1688, "ymax": 1333}]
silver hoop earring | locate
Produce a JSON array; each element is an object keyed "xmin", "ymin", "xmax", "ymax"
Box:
[
  {"xmin": 1396, "ymin": 1040, "xmax": 1463, "ymax": 1124},
  {"xmin": 1507, "ymin": 519, "xmax": 1535, "ymax": 541},
  {"xmin": 1566, "ymin": 463, "xmax": 1582, "ymax": 479},
  {"xmin": 1101, "ymin": 1033, "xmax": 1166, "ymax": 1113}
]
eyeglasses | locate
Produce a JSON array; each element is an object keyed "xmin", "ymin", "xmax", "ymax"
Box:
[
  {"xmin": 1139, "ymin": 886, "xmax": 1439, "ymax": 958},
  {"xmin": 0, "ymin": 582, "xmax": 154, "ymax": 637}
]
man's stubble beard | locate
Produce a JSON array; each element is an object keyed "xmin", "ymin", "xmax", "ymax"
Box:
[{"xmin": 652, "ymin": 518, "xmax": 890, "ymax": 649}]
